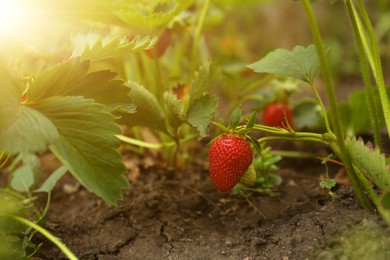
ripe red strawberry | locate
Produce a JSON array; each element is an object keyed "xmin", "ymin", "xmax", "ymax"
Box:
[
  {"xmin": 262, "ymin": 102, "xmax": 294, "ymax": 129},
  {"xmin": 209, "ymin": 134, "xmax": 253, "ymax": 192}
]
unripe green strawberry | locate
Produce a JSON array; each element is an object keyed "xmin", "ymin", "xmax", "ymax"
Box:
[
  {"xmin": 239, "ymin": 164, "xmax": 256, "ymax": 186},
  {"xmin": 209, "ymin": 134, "xmax": 253, "ymax": 192}
]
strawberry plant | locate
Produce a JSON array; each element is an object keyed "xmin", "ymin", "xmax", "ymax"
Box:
[
  {"xmin": 207, "ymin": 0, "xmax": 390, "ymax": 225},
  {"xmin": 1, "ymin": 0, "xmax": 390, "ymax": 258},
  {"xmin": 0, "ymin": 0, "xmax": 220, "ymax": 257}
]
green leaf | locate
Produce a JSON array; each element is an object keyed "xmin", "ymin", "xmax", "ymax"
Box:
[
  {"xmin": 111, "ymin": 0, "xmax": 194, "ymax": 32},
  {"xmin": 187, "ymin": 94, "xmax": 218, "ymax": 137},
  {"xmin": 119, "ymin": 81, "xmax": 167, "ymax": 133},
  {"xmin": 189, "ymin": 62, "xmax": 220, "ymax": 107},
  {"xmin": 319, "ymin": 179, "xmax": 337, "ymax": 189},
  {"xmin": 0, "ymin": 189, "xmax": 24, "ymax": 215},
  {"xmin": 163, "ymin": 91, "xmax": 186, "ymax": 132},
  {"xmin": 347, "ymin": 90, "xmax": 372, "ymax": 134},
  {"xmin": 35, "ymin": 96, "xmax": 129, "ymax": 205},
  {"xmin": 346, "ymin": 137, "xmax": 390, "ymax": 190},
  {"xmin": 247, "ymin": 135, "xmax": 262, "ymax": 155},
  {"xmin": 246, "ymin": 112, "xmax": 257, "ymax": 130},
  {"xmin": 335, "ymin": 87, "xmax": 389, "ymax": 135},
  {"xmin": 11, "ymin": 166, "xmax": 35, "ymax": 193},
  {"xmin": 229, "ymin": 107, "xmax": 242, "ymax": 130},
  {"xmin": 28, "ymin": 58, "xmax": 133, "ymax": 113},
  {"xmin": 28, "ymin": 58, "xmax": 89, "ymax": 101},
  {"xmin": 10, "ymin": 154, "xmax": 41, "ymax": 192},
  {"xmin": 0, "ymin": 65, "xmax": 22, "ymax": 135},
  {"xmin": 293, "ymin": 98, "xmax": 322, "ymax": 130},
  {"xmin": 248, "ymin": 45, "xmax": 320, "ymax": 84},
  {"xmin": 35, "ymin": 166, "xmax": 68, "ymax": 193},
  {"xmin": 0, "ymin": 106, "xmax": 59, "ymax": 155},
  {"xmin": 72, "ymin": 34, "xmax": 157, "ymax": 61}
]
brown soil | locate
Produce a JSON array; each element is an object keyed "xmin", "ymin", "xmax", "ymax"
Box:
[{"xmin": 35, "ymin": 152, "xmax": 387, "ymax": 260}]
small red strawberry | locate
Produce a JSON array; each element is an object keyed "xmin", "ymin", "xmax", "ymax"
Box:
[
  {"xmin": 262, "ymin": 102, "xmax": 294, "ymax": 129},
  {"xmin": 209, "ymin": 134, "xmax": 253, "ymax": 192}
]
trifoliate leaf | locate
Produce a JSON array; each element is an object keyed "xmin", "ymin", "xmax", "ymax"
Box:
[
  {"xmin": 346, "ymin": 137, "xmax": 390, "ymax": 190},
  {"xmin": 187, "ymin": 94, "xmax": 218, "ymax": 137},
  {"xmin": 35, "ymin": 96, "xmax": 129, "ymax": 205},
  {"xmin": 119, "ymin": 81, "xmax": 167, "ymax": 133},
  {"xmin": 248, "ymin": 45, "xmax": 320, "ymax": 84},
  {"xmin": 0, "ymin": 106, "xmax": 59, "ymax": 154},
  {"xmin": 72, "ymin": 34, "xmax": 157, "ymax": 61},
  {"xmin": 163, "ymin": 91, "xmax": 186, "ymax": 132}
]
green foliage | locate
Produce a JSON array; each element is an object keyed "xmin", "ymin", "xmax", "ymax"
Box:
[
  {"xmin": 72, "ymin": 34, "xmax": 157, "ymax": 61},
  {"xmin": 312, "ymin": 220, "xmax": 390, "ymax": 259},
  {"xmin": 0, "ymin": 66, "xmax": 23, "ymax": 136},
  {"xmin": 228, "ymin": 107, "xmax": 242, "ymax": 130},
  {"xmin": 232, "ymin": 146, "xmax": 282, "ymax": 196},
  {"xmin": 189, "ymin": 63, "xmax": 220, "ymax": 106},
  {"xmin": 110, "ymin": 0, "xmax": 194, "ymax": 32},
  {"xmin": 120, "ymin": 81, "xmax": 167, "ymax": 133},
  {"xmin": 28, "ymin": 58, "xmax": 133, "ymax": 113},
  {"xmin": 163, "ymin": 91, "xmax": 186, "ymax": 133},
  {"xmin": 336, "ymin": 87, "xmax": 388, "ymax": 135},
  {"xmin": 346, "ymin": 137, "xmax": 390, "ymax": 190},
  {"xmin": 36, "ymin": 96, "xmax": 129, "ymax": 205},
  {"xmin": 319, "ymin": 178, "xmax": 337, "ymax": 189},
  {"xmin": 0, "ymin": 55, "xmax": 131, "ymax": 205},
  {"xmin": 35, "ymin": 166, "xmax": 68, "ymax": 194},
  {"xmin": 187, "ymin": 94, "xmax": 218, "ymax": 138},
  {"xmin": 247, "ymin": 45, "xmax": 320, "ymax": 84},
  {"xmin": 0, "ymin": 107, "xmax": 59, "ymax": 154},
  {"xmin": 0, "ymin": 189, "xmax": 30, "ymax": 259},
  {"xmin": 293, "ymin": 98, "xmax": 322, "ymax": 130},
  {"xmin": 10, "ymin": 154, "xmax": 41, "ymax": 193}
]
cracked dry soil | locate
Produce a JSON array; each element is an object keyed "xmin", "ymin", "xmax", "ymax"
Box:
[{"xmin": 37, "ymin": 153, "xmax": 386, "ymax": 260}]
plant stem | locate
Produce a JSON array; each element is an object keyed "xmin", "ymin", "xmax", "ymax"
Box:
[
  {"xmin": 269, "ymin": 150, "xmax": 318, "ymax": 159},
  {"xmin": 301, "ymin": 0, "xmax": 372, "ymax": 210},
  {"xmin": 355, "ymin": 0, "xmax": 390, "ymax": 139},
  {"xmin": 191, "ymin": 0, "xmax": 211, "ymax": 79},
  {"xmin": 7, "ymin": 215, "xmax": 78, "ymax": 260},
  {"xmin": 248, "ymin": 124, "xmax": 334, "ymax": 146},
  {"xmin": 309, "ymin": 82, "xmax": 333, "ymax": 135},
  {"xmin": 345, "ymin": 0, "xmax": 382, "ymax": 150},
  {"xmin": 117, "ymin": 134, "xmax": 197, "ymax": 149}
]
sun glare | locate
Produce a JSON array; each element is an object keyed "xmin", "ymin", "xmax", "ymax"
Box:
[
  {"xmin": 0, "ymin": 0, "xmax": 37, "ymax": 40},
  {"xmin": 0, "ymin": 0, "xmax": 76, "ymax": 50}
]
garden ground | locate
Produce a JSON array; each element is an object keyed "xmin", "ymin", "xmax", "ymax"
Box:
[{"xmin": 36, "ymin": 143, "xmax": 389, "ymax": 260}]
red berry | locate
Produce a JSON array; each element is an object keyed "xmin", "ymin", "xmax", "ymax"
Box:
[
  {"xmin": 208, "ymin": 135, "xmax": 253, "ymax": 192},
  {"xmin": 262, "ymin": 103, "xmax": 294, "ymax": 129},
  {"xmin": 145, "ymin": 29, "xmax": 172, "ymax": 59}
]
